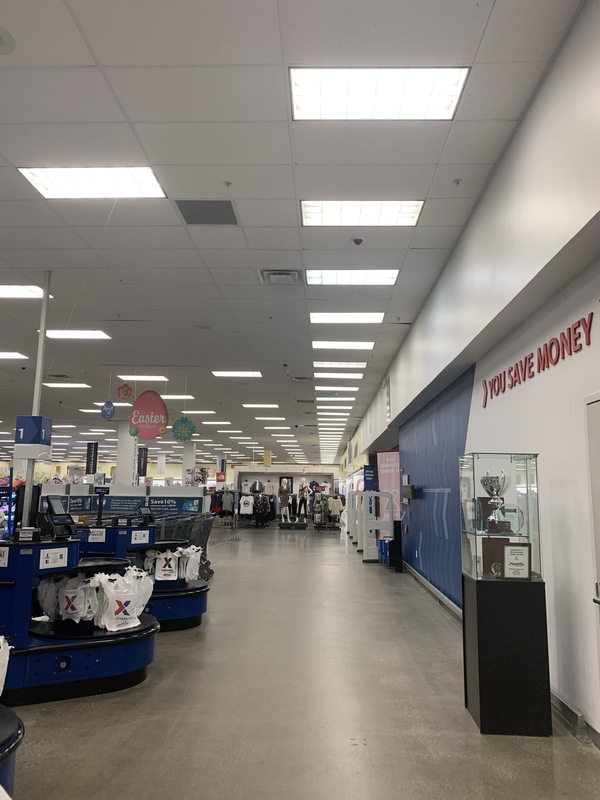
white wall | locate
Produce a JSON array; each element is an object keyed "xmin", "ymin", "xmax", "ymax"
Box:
[
  {"xmin": 352, "ymin": 0, "xmax": 600, "ymax": 455},
  {"xmin": 465, "ymin": 258, "xmax": 600, "ymax": 731}
]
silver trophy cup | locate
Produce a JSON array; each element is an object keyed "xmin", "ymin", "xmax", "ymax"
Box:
[{"xmin": 480, "ymin": 470, "xmax": 506, "ymax": 523}]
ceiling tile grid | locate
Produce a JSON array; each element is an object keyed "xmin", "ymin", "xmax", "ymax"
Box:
[{"xmin": 0, "ymin": 0, "xmax": 584, "ymax": 465}]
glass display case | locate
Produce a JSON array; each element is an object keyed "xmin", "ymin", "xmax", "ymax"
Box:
[{"xmin": 459, "ymin": 452, "xmax": 541, "ymax": 581}]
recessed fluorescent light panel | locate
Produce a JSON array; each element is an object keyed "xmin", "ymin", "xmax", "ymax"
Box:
[
  {"xmin": 184, "ymin": 410, "xmax": 215, "ymax": 415},
  {"xmin": 313, "ymin": 361, "xmax": 367, "ymax": 369},
  {"xmin": 160, "ymin": 395, "xmax": 194, "ymax": 400},
  {"xmin": 93, "ymin": 402, "xmax": 132, "ymax": 407},
  {"xmin": 0, "ymin": 352, "xmax": 28, "ymax": 359},
  {"xmin": 302, "ymin": 201, "xmax": 423, "ymax": 227},
  {"xmin": 212, "ymin": 371, "xmax": 262, "ymax": 378},
  {"xmin": 306, "ymin": 270, "xmax": 399, "ymax": 286},
  {"xmin": 242, "ymin": 404, "xmax": 278, "ymax": 408},
  {"xmin": 46, "ymin": 330, "xmax": 110, "ymax": 339},
  {"xmin": 43, "ymin": 383, "xmax": 90, "ymax": 388},
  {"xmin": 313, "ymin": 341, "xmax": 374, "ymax": 350},
  {"xmin": 19, "ymin": 167, "xmax": 165, "ymax": 199},
  {"xmin": 310, "ymin": 313, "xmax": 383, "ymax": 324},
  {"xmin": 202, "ymin": 421, "xmax": 231, "ymax": 425},
  {"xmin": 317, "ymin": 406, "xmax": 352, "ymax": 410},
  {"xmin": 0, "ymin": 285, "xmax": 49, "ymax": 298},
  {"xmin": 79, "ymin": 409, "xmax": 102, "ymax": 413},
  {"xmin": 255, "ymin": 417, "xmax": 286, "ymax": 421},
  {"xmin": 314, "ymin": 372, "xmax": 363, "ymax": 380},
  {"xmin": 315, "ymin": 386, "xmax": 359, "ymax": 392},
  {"xmin": 290, "ymin": 67, "xmax": 468, "ymax": 120},
  {"xmin": 317, "ymin": 396, "xmax": 356, "ymax": 401},
  {"xmin": 117, "ymin": 375, "xmax": 168, "ymax": 381}
]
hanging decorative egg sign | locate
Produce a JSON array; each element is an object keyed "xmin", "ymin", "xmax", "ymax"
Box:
[
  {"xmin": 100, "ymin": 401, "xmax": 115, "ymax": 420},
  {"xmin": 128, "ymin": 391, "xmax": 169, "ymax": 440}
]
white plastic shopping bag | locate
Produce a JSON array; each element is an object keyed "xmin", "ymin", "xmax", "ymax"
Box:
[
  {"xmin": 176, "ymin": 545, "xmax": 202, "ymax": 582},
  {"xmin": 95, "ymin": 574, "xmax": 141, "ymax": 631},
  {"xmin": 0, "ymin": 636, "xmax": 9, "ymax": 696},
  {"xmin": 123, "ymin": 566, "xmax": 153, "ymax": 617},
  {"xmin": 38, "ymin": 575, "xmax": 67, "ymax": 621},
  {"xmin": 154, "ymin": 549, "xmax": 179, "ymax": 581}
]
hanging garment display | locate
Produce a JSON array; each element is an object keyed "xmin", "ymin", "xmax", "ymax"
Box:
[{"xmin": 239, "ymin": 495, "xmax": 255, "ymax": 515}]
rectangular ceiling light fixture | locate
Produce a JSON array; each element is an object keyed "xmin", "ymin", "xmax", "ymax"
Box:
[
  {"xmin": 312, "ymin": 341, "xmax": 374, "ymax": 350},
  {"xmin": 306, "ymin": 270, "xmax": 399, "ymax": 286},
  {"xmin": 53, "ymin": 425, "xmax": 76, "ymax": 429},
  {"xmin": 317, "ymin": 405, "xmax": 352, "ymax": 410},
  {"xmin": 47, "ymin": 330, "xmax": 110, "ymax": 339},
  {"xmin": 0, "ymin": 352, "xmax": 29, "ymax": 359},
  {"xmin": 302, "ymin": 201, "xmax": 423, "ymax": 227},
  {"xmin": 317, "ymin": 396, "xmax": 356, "ymax": 401},
  {"xmin": 290, "ymin": 67, "xmax": 469, "ymax": 120},
  {"xmin": 202, "ymin": 421, "xmax": 231, "ymax": 425},
  {"xmin": 255, "ymin": 417, "xmax": 286, "ymax": 421},
  {"xmin": 79, "ymin": 408, "xmax": 102, "ymax": 413},
  {"xmin": 315, "ymin": 386, "xmax": 359, "ymax": 392},
  {"xmin": 0, "ymin": 285, "xmax": 49, "ymax": 298},
  {"xmin": 310, "ymin": 313, "xmax": 383, "ymax": 324},
  {"xmin": 19, "ymin": 167, "xmax": 166, "ymax": 199},
  {"xmin": 93, "ymin": 402, "xmax": 132, "ymax": 407},
  {"xmin": 43, "ymin": 383, "xmax": 91, "ymax": 388},
  {"xmin": 314, "ymin": 372, "xmax": 363, "ymax": 380},
  {"xmin": 160, "ymin": 394, "xmax": 194, "ymax": 400},
  {"xmin": 243, "ymin": 404, "xmax": 278, "ymax": 408},
  {"xmin": 313, "ymin": 361, "xmax": 367, "ymax": 369},
  {"xmin": 183, "ymin": 410, "xmax": 215, "ymax": 414},
  {"xmin": 264, "ymin": 426, "xmax": 290, "ymax": 430},
  {"xmin": 213, "ymin": 371, "xmax": 262, "ymax": 378},
  {"xmin": 117, "ymin": 375, "xmax": 168, "ymax": 381}
]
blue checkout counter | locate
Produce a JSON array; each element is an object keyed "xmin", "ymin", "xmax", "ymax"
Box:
[
  {"xmin": 0, "ymin": 538, "xmax": 159, "ymax": 706},
  {"xmin": 76, "ymin": 527, "xmax": 210, "ymax": 631}
]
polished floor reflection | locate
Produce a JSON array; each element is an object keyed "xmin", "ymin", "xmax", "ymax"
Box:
[{"xmin": 15, "ymin": 527, "xmax": 600, "ymax": 799}]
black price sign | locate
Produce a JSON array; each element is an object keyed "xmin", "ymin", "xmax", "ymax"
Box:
[
  {"xmin": 137, "ymin": 446, "xmax": 148, "ymax": 477},
  {"xmin": 86, "ymin": 441, "xmax": 98, "ymax": 474}
]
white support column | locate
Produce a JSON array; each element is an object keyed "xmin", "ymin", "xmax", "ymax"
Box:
[
  {"xmin": 182, "ymin": 441, "xmax": 196, "ymax": 483},
  {"xmin": 114, "ymin": 420, "xmax": 138, "ymax": 487}
]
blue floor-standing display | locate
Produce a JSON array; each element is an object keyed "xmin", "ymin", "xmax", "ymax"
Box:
[{"xmin": 0, "ymin": 538, "xmax": 159, "ymax": 706}]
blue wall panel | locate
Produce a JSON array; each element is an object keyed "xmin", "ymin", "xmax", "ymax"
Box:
[{"xmin": 400, "ymin": 367, "xmax": 475, "ymax": 607}]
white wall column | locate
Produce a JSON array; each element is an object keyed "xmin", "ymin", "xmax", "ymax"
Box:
[
  {"xmin": 182, "ymin": 441, "xmax": 196, "ymax": 483},
  {"xmin": 114, "ymin": 420, "xmax": 138, "ymax": 486}
]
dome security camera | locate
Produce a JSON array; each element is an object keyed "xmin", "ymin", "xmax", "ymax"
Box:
[{"xmin": 352, "ymin": 236, "xmax": 364, "ymax": 246}]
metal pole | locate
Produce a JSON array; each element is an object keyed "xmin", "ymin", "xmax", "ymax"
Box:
[{"xmin": 22, "ymin": 270, "xmax": 51, "ymax": 526}]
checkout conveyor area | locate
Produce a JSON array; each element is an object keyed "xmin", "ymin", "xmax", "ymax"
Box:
[{"xmin": 0, "ymin": 489, "xmax": 214, "ymax": 796}]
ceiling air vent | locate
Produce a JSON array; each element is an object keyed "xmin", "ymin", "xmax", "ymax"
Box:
[
  {"xmin": 259, "ymin": 270, "xmax": 303, "ymax": 285},
  {"xmin": 289, "ymin": 376, "xmax": 313, "ymax": 383},
  {"xmin": 46, "ymin": 374, "xmax": 73, "ymax": 381},
  {"xmin": 299, "ymin": 411, "xmax": 316, "ymax": 416},
  {"xmin": 296, "ymin": 399, "xmax": 314, "ymax": 404}
]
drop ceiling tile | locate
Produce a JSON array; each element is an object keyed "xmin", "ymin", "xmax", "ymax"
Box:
[
  {"xmin": 410, "ymin": 227, "xmax": 463, "ymax": 249},
  {"xmin": 0, "ymin": 1, "xmax": 95, "ymax": 66},
  {"xmin": 209, "ymin": 269, "xmax": 261, "ymax": 286},
  {"xmin": 291, "ymin": 122, "xmax": 449, "ymax": 165},
  {"xmin": 225, "ymin": 285, "xmax": 306, "ymax": 301},
  {"xmin": 105, "ymin": 66, "xmax": 288, "ymax": 122},
  {"xmin": 305, "ymin": 285, "xmax": 394, "ymax": 302},
  {"xmin": 0, "ymin": 249, "xmax": 98, "ymax": 269},
  {"xmin": 278, "ymin": 0, "xmax": 493, "ymax": 64},
  {"xmin": 402, "ymin": 249, "xmax": 450, "ymax": 270},
  {"xmin": 135, "ymin": 122, "xmax": 292, "ymax": 165},
  {"xmin": 0, "ymin": 201, "xmax": 67, "ymax": 227},
  {"xmin": 235, "ymin": 199, "xmax": 299, "ymax": 228},
  {"xmin": 302, "ymin": 249, "xmax": 406, "ymax": 269},
  {"xmin": 0, "ymin": 68, "xmax": 125, "ymax": 123},
  {"xmin": 131, "ymin": 284, "xmax": 222, "ymax": 300},
  {"xmin": 418, "ymin": 198, "xmax": 477, "ymax": 227},
  {"xmin": 0, "ymin": 124, "xmax": 147, "ymax": 167},
  {"xmin": 73, "ymin": 226, "xmax": 192, "ymax": 249},
  {"xmin": 49, "ymin": 199, "xmax": 181, "ymax": 227},
  {"xmin": 29, "ymin": 266, "xmax": 122, "ymax": 286},
  {"xmin": 231, "ymin": 310, "xmax": 308, "ymax": 325},
  {"xmin": 0, "ymin": 227, "xmax": 87, "ymax": 250},
  {"xmin": 456, "ymin": 62, "xmax": 547, "ymax": 121},
  {"xmin": 114, "ymin": 268, "xmax": 214, "ymax": 285},
  {"xmin": 186, "ymin": 227, "xmax": 246, "ymax": 249},
  {"xmin": 225, "ymin": 298, "xmax": 308, "ymax": 312},
  {"xmin": 428, "ymin": 164, "xmax": 494, "ymax": 199},
  {"xmin": 70, "ymin": 0, "xmax": 283, "ymax": 65},
  {"xmin": 476, "ymin": 0, "xmax": 581, "ymax": 63},
  {"xmin": 200, "ymin": 249, "xmax": 302, "ymax": 271},
  {"xmin": 244, "ymin": 228, "xmax": 301, "ymax": 250},
  {"xmin": 440, "ymin": 121, "xmax": 517, "ymax": 164},
  {"xmin": 301, "ymin": 228, "xmax": 415, "ymax": 251},
  {"xmin": 98, "ymin": 248, "xmax": 205, "ymax": 269},
  {"xmin": 294, "ymin": 164, "xmax": 436, "ymax": 199},
  {"xmin": 156, "ymin": 165, "xmax": 295, "ymax": 199}
]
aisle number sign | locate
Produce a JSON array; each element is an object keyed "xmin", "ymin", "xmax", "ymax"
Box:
[
  {"xmin": 14, "ymin": 415, "xmax": 52, "ymax": 460},
  {"xmin": 263, "ymin": 450, "xmax": 272, "ymax": 467}
]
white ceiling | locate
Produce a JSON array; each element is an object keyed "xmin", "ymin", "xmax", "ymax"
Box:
[{"xmin": 0, "ymin": 0, "xmax": 583, "ymax": 467}]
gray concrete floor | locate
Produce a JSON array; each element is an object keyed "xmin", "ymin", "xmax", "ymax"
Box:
[{"xmin": 14, "ymin": 527, "xmax": 600, "ymax": 799}]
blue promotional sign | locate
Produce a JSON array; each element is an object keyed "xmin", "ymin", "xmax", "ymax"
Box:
[
  {"xmin": 15, "ymin": 416, "xmax": 52, "ymax": 445},
  {"xmin": 364, "ymin": 465, "xmax": 375, "ymax": 491},
  {"xmin": 67, "ymin": 495, "xmax": 203, "ymax": 516},
  {"xmin": 101, "ymin": 401, "xmax": 115, "ymax": 420}
]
